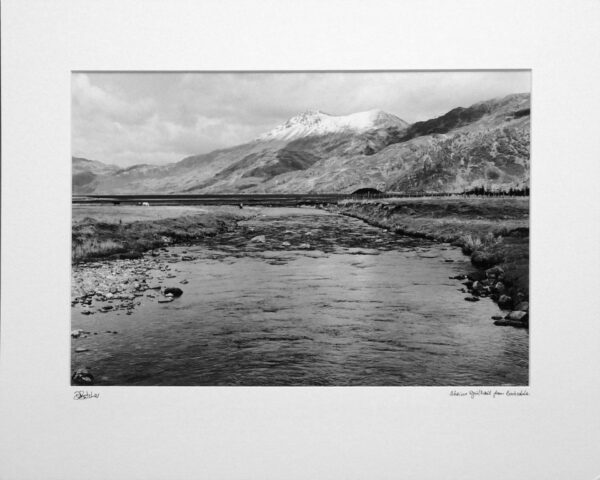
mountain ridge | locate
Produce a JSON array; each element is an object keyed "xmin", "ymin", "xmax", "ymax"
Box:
[{"xmin": 73, "ymin": 92, "xmax": 530, "ymax": 194}]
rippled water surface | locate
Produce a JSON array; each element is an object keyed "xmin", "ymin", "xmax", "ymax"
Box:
[{"xmin": 72, "ymin": 208, "xmax": 528, "ymax": 386}]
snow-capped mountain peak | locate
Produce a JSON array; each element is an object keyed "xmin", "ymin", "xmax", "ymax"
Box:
[{"xmin": 257, "ymin": 109, "xmax": 408, "ymax": 141}]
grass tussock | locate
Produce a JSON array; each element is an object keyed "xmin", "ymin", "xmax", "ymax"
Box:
[
  {"xmin": 460, "ymin": 232, "xmax": 503, "ymax": 255},
  {"xmin": 72, "ymin": 238, "xmax": 125, "ymax": 262}
]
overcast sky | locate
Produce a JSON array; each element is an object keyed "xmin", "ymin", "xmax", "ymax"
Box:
[{"xmin": 72, "ymin": 71, "xmax": 530, "ymax": 167}]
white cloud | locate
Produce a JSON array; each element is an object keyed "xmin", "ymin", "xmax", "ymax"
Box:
[{"xmin": 72, "ymin": 71, "xmax": 530, "ymax": 167}]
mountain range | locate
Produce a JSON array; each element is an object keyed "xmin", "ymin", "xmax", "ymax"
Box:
[{"xmin": 72, "ymin": 92, "xmax": 530, "ymax": 194}]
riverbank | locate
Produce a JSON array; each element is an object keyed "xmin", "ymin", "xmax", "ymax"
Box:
[
  {"xmin": 330, "ymin": 197, "xmax": 529, "ymax": 327},
  {"xmin": 72, "ymin": 205, "xmax": 249, "ymax": 263},
  {"xmin": 71, "ymin": 206, "xmax": 252, "ymax": 318}
]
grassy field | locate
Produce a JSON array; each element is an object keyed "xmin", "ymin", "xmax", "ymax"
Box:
[
  {"xmin": 72, "ymin": 205, "xmax": 245, "ymax": 224},
  {"xmin": 334, "ymin": 197, "xmax": 529, "ymax": 309},
  {"xmin": 72, "ymin": 205, "xmax": 247, "ymax": 263}
]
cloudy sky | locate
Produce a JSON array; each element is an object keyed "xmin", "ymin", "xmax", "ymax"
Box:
[{"xmin": 72, "ymin": 71, "xmax": 530, "ymax": 167}]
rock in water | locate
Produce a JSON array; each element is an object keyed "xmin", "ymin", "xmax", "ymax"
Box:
[
  {"xmin": 75, "ymin": 347, "xmax": 89, "ymax": 353},
  {"xmin": 249, "ymin": 235, "xmax": 266, "ymax": 243},
  {"xmin": 164, "ymin": 287, "xmax": 183, "ymax": 297},
  {"xmin": 71, "ymin": 329, "xmax": 83, "ymax": 338},
  {"xmin": 72, "ymin": 368, "xmax": 94, "ymax": 385},
  {"xmin": 506, "ymin": 310, "xmax": 529, "ymax": 322},
  {"xmin": 515, "ymin": 301, "xmax": 529, "ymax": 312},
  {"xmin": 498, "ymin": 294, "xmax": 513, "ymax": 309}
]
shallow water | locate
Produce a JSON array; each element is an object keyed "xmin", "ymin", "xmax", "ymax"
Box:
[{"xmin": 72, "ymin": 209, "xmax": 528, "ymax": 386}]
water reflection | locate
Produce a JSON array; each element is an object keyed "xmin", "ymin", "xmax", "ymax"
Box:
[{"xmin": 72, "ymin": 211, "xmax": 528, "ymax": 386}]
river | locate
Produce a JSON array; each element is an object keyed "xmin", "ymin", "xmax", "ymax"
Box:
[{"xmin": 71, "ymin": 207, "xmax": 528, "ymax": 386}]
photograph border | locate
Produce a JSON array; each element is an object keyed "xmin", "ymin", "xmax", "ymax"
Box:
[{"xmin": 2, "ymin": 1, "xmax": 599, "ymax": 478}]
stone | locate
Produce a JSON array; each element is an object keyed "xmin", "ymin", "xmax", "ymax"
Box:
[
  {"xmin": 491, "ymin": 315, "xmax": 503, "ymax": 320},
  {"xmin": 467, "ymin": 271, "xmax": 486, "ymax": 282},
  {"xmin": 485, "ymin": 265, "xmax": 505, "ymax": 279},
  {"xmin": 72, "ymin": 368, "xmax": 94, "ymax": 385},
  {"xmin": 298, "ymin": 243, "xmax": 311, "ymax": 249},
  {"xmin": 71, "ymin": 329, "xmax": 83, "ymax": 338},
  {"xmin": 498, "ymin": 295, "xmax": 513, "ymax": 309},
  {"xmin": 515, "ymin": 301, "xmax": 529, "ymax": 312},
  {"xmin": 506, "ymin": 310, "xmax": 529, "ymax": 322},
  {"xmin": 449, "ymin": 274, "xmax": 466, "ymax": 280},
  {"xmin": 464, "ymin": 296, "xmax": 480, "ymax": 302},
  {"xmin": 494, "ymin": 319, "xmax": 527, "ymax": 328},
  {"xmin": 180, "ymin": 279, "xmax": 189, "ymax": 284},
  {"xmin": 75, "ymin": 347, "xmax": 89, "ymax": 353},
  {"xmin": 158, "ymin": 298, "xmax": 173, "ymax": 303},
  {"xmin": 494, "ymin": 281, "xmax": 506, "ymax": 293},
  {"xmin": 281, "ymin": 241, "xmax": 291, "ymax": 247},
  {"xmin": 249, "ymin": 235, "xmax": 266, "ymax": 243},
  {"xmin": 164, "ymin": 287, "xmax": 183, "ymax": 297}
]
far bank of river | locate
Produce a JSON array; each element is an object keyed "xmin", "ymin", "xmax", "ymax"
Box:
[{"xmin": 330, "ymin": 197, "xmax": 530, "ymax": 328}]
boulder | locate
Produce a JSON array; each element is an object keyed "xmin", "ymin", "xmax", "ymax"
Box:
[
  {"xmin": 449, "ymin": 274, "xmax": 467, "ymax": 280},
  {"xmin": 281, "ymin": 241, "xmax": 291, "ymax": 247},
  {"xmin": 485, "ymin": 265, "xmax": 505, "ymax": 279},
  {"xmin": 464, "ymin": 296, "xmax": 480, "ymax": 302},
  {"xmin": 298, "ymin": 243, "xmax": 311, "ymax": 249},
  {"xmin": 467, "ymin": 271, "xmax": 486, "ymax": 282},
  {"xmin": 71, "ymin": 329, "xmax": 83, "ymax": 338},
  {"xmin": 72, "ymin": 368, "xmax": 94, "ymax": 385},
  {"xmin": 506, "ymin": 310, "xmax": 529, "ymax": 323},
  {"xmin": 498, "ymin": 295, "xmax": 513, "ymax": 309},
  {"xmin": 164, "ymin": 287, "xmax": 183, "ymax": 297},
  {"xmin": 494, "ymin": 319, "xmax": 527, "ymax": 328},
  {"xmin": 515, "ymin": 301, "xmax": 529, "ymax": 312},
  {"xmin": 249, "ymin": 235, "xmax": 266, "ymax": 243}
]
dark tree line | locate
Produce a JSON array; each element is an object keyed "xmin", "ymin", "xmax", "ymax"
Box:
[{"xmin": 461, "ymin": 186, "xmax": 530, "ymax": 196}]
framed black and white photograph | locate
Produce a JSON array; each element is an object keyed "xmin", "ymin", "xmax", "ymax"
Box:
[
  {"xmin": 1, "ymin": 1, "xmax": 599, "ymax": 478},
  {"xmin": 70, "ymin": 70, "xmax": 531, "ymax": 387}
]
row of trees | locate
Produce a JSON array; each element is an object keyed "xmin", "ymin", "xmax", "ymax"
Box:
[{"xmin": 461, "ymin": 185, "xmax": 530, "ymax": 196}]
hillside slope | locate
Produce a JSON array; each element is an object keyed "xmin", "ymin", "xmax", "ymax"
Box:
[{"xmin": 72, "ymin": 93, "xmax": 530, "ymax": 194}]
